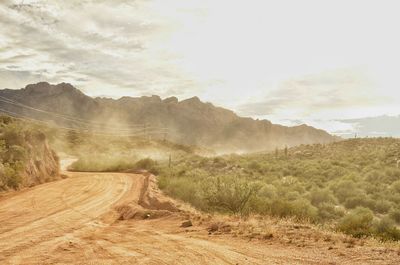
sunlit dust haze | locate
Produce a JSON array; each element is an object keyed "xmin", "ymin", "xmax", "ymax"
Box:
[{"xmin": 1, "ymin": 0, "xmax": 399, "ymax": 136}]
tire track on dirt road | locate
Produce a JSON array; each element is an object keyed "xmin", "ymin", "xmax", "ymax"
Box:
[
  {"xmin": 1, "ymin": 172, "xmax": 399, "ymax": 265},
  {"xmin": 0, "ymin": 172, "xmax": 135, "ymax": 264}
]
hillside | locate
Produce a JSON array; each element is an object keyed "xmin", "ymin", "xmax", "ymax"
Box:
[
  {"xmin": 157, "ymin": 138, "xmax": 400, "ymax": 241},
  {"xmin": 0, "ymin": 116, "xmax": 60, "ymax": 191},
  {"xmin": 0, "ymin": 82, "xmax": 338, "ymax": 153}
]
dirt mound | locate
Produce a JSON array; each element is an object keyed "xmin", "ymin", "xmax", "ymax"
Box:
[
  {"xmin": 115, "ymin": 173, "xmax": 179, "ymax": 221},
  {"xmin": 138, "ymin": 174, "xmax": 179, "ymax": 212},
  {"xmin": 115, "ymin": 204, "xmax": 172, "ymax": 220}
]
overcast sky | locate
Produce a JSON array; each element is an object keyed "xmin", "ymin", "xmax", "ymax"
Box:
[{"xmin": 0, "ymin": 0, "xmax": 399, "ymax": 135}]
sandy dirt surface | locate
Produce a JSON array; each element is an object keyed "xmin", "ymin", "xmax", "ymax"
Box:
[{"xmin": 0, "ymin": 172, "xmax": 399, "ymax": 265}]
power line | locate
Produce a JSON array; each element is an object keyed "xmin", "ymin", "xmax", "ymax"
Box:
[
  {"xmin": 0, "ymin": 94, "xmax": 169, "ymax": 134},
  {"xmin": 0, "ymin": 108, "xmax": 169, "ymax": 138},
  {"xmin": 0, "ymin": 95, "xmax": 146, "ymax": 130}
]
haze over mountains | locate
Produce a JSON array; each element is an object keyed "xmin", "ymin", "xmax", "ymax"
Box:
[{"xmin": 0, "ymin": 82, "xmax": 337, "ymax": 152}]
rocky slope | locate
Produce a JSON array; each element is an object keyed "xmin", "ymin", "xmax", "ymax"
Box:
[{"xmin": 0, "ymin": 82, "xmax": 338, "ymax": 152}]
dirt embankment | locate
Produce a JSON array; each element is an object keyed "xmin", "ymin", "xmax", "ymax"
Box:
[
  {"xmin": 0, "ymin": 127, "xmax": 60, "ymax": 191},
  {"xmin": 23, "ymin": 137, "xmax": 60, "ymax": 187}
]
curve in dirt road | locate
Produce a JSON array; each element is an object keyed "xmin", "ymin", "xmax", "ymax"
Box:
[
  {"xmin": 0, "ymin": 172, "xmax": 134, "ymax": 264},
  {"xmin": 0, "ymin": 172, "xmax": 399, "ymax": 265}
]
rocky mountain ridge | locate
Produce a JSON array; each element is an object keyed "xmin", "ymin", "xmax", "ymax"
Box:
[{"xmin": 0, "ymin": 82, "xmax": 338, "ymax": 152}]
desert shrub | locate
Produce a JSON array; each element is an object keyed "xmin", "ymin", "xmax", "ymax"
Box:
[
  {"xmin": 134, "ymin": 158, "xmax": 159, "ymax": 174},
  {"xmin": 4, "ymin": 145, "xmax": 28, "ymax": 163},
  {"xmin": 310, "ymin": 188, "xmax": 337, "ymax": 206},
  {"xmin": 285, "ymin": 191, "xmax": 301, "ymax": 201},
  {"xmin": 156, "ymin": 138, "xmax": 400, "ymax": 241},
  {"xmin": 390, "ymin": 180, "xmax": 400, "ymax": 193},
  {"xmin": 2, "ymin": 126, "xmax": 25, "ymax": 147},
  {"xmin": 290, "ymin": 199, "xmax": 318, "ymax": 221},
  {"xmin": 365, "ymin": 170, "xmax": 383, "ymax": 183},
  {"xmin": 331, "ymin": 180, "xmax": 359, "ymax": 203},
  {"xmin": 158, "ymin": 176, "xmax": 205, "ymax": 210},
  {"xmin": 343, "ymin": 194, "xmax": 376, "ymax": 210},
  {"xmin": 2, "ymin": 164, "xmax": 23, "ymax": 189},
  {"xmin": 266, "ymin": 198, "xmax": 318, "ymax": 221},
  {"xmin": 203, "ymin": 175, "xmax": 260, "ymax": 216},
  {"xmin": 317, "ymin": 203, "xmax": 345, "ymax": 221},
  {"xmin": 212, "ymin": 157, "xmax": 227, "ymax": 168},
  {"xmin": 387, "ymin": 193, "xmax": 400, "ymax": 204},
  {"xmin": 258, "ymin": 184, "xmax": 278, "ymax": 200},
  {"xmin": 265, "ymin": 199, "xmax": 291, "ymax": 218},
  {"xmin": 389, "ymin": 208, "xmax": 400, "ymax": 224},
  {"xmin": 337, "ymin": 207, "xmax": 374, "ymax": 238},
  {"xmin": 374, "ymin": 200, "xmax": 392, "ymax": 214},
  {"xmin": 248, "ymin": 161, "xmax": 261, "ymax": 172},
  {"xmin": 374, "ymin": 217, "xmax": 400, "ymax": 241},
  {"xmin": 383, "ymin": 168, "xmax": 400, "ymax": 183}
]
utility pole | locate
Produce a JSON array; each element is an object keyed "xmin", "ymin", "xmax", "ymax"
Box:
[
  {"xmin": 163, "ymin": 130, "xmax": 167, "ymax": 142},
  {"xmin": 143, "ymin": 122, "xmax": 149, "ymax": 141}
]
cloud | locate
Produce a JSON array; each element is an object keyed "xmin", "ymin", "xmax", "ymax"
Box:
[
  {"xmin": 0, "ymin": 0, "xmax": 201, "ymax": 97},
  {"xmin": 238, "ymin": 68, "xmax": 383, "ymax": 118},
  {"xmin": 340, "ymin": 115, "xmax": 400, "ymax": 137},
  {"xmin": 0, "ymin": 0, "xmax": 399, "ymax": 137}
]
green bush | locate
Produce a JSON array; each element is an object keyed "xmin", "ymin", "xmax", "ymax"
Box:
[
  {"xmin": 331, "ymin": 180, "xmax": 358, "ymax": 203},
  {"xmin": 289, "ymin": 199, "xmax": 318, "ymax": 221},
  {"xmin": 374, "ymin": 217, "xmax": 400, "ymax": 241},
  {"xmin": 158, "ymin": 175, "xmax": 206, "ymax": 210},
  {"xmin": 391, "ymin": 180, "xmax": 400, "ymax": 193},
  {"xmin": 337, "ymin": 207, "xmax": 374, "ymax": 238},
  {"xmin": 374, "ymin": 200, "xmax": 392, "ymax": 214},
  {"xmin": 344, "ymin": 194, "xmax": 375, "ymax": 209},
  {"xmin": 317, "ymin": 203, "xmax": 345, "ymax": 221},
  {"xmin": 310, "ymin": 188, "xmax": 337, "ymax": 206},
  {"xmin": 2, "ymin": 163, "xmax": 23, "ymax": 189},
  {"xmin": 203, "ymin": 176, "xmax": 260, "ymax": 216},
  {"xmin": 134, "ymin": 158, "xmax": 159, "ymax": 174},
  {"xmin": 156, "ymin": 138, "xmax": 400, "ymax": 241},
  {"xmin": 388, "ymin": 208, "xmax": 400, "ymax": 224}
]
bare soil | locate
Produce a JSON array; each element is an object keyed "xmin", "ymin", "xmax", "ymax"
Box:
[{"xmin": 0, "ymin": 172, "xmax": 399, "ymax": 264}]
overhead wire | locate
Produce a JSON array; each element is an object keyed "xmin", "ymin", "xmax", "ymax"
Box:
[
  {"xmin": 0, "ymin": 95, "xmax": 154, "ymax": 130},
  {"xmin": 0, "ymin": 94, "xmax": 170, "ymax": 136},
  {"xmin": 0, "ymin": 107, "xmax": 169, "ymax": 138}
]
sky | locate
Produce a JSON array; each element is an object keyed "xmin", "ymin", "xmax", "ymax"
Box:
[{"xmin": 0, "ymin": 0, "xmax": 399, "ymax": 136}]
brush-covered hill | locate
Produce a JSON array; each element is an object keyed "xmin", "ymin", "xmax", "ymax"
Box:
[
  {"xmin": 158, "ymin": 137, "xmax": 400, "ymax": 241},
  {"xmin": 0, "ymin": 116, "xmax": 60, "ymax": 191},
  {"xmin": 0, "ymin": 82, "xmax": 338, "ymax": 152}
]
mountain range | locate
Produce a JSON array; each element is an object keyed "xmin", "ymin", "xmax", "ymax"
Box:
[{"xmin": 0, "ymin": 82, "xmax": 338, "ymax": 152}]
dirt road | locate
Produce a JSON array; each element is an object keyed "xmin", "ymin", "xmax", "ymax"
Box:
[{"xmin": 0, "ymin": 172, "xmax": 399, "ymax": 265}]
